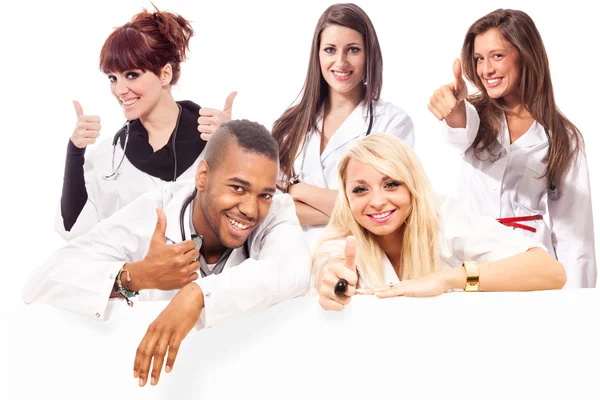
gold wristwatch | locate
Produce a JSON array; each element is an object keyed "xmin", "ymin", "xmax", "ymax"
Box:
[{"xmin": 462, "ymin": 261, "xmax": 479, "ymax": 292}]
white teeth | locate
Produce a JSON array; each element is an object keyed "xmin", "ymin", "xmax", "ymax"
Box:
[
  {"xmin": 487, "ymin": 78, "xmax": 502, "ymax": 84},
  {"xmin": 228, "ymin": 217, "xmax": 250, "ymax": 230},
  {"xmin": 333, "ymin": 71, "xmax": 350, "ymax": 77},
  {"xmin": 371, "ymin": 211, "xmax": 392, "ymax": 219},
  {"xmin": 121, "ymin": 98, "xmax": 138, "ymax": 106}
]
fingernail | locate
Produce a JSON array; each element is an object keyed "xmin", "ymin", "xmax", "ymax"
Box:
[
  {"xmin": 139, "ymin": 378, "xmax": 144, "ymax": 386},
  {"xmin": 151, "ymin": 377, "xmax": 156, "ymax": 386},
  {"xmin": 166, "ymin": 366, "xmax": 172, "ymax": 373},
  {"xmin": 134, "ymin": 371, "xmax": 138, "ymax": 378}
]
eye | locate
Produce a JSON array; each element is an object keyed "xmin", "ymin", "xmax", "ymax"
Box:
[
  {"xmin": 107, "ymin": 75, "xmax": 116, "ymax": 83},
  {"xmin": 384, "ymin": 180, "xmax": 402, "ymax": 189},
  {"xmin": 125, "ymin": 71, "xmax": 140, "ymax": 79},
  {"xmin": 474, "ymin": 56, "xmax": 483, "ymax": 62},
  {"xmin": 492, "ymin": 53, "xmax": 504, "ymax": 60},
  {"xmin": 231, "ymin": 185, "xmax": 244, "ymax": 193},
  {"xmin": 323, "ymin": 47, "xmax": 335, "ymax": 54},
  {"xmin": 351, "ymin": 186, "xmax": 368, "ymax": 195},
  {"xmin": 348, "ymin": 46, "xmax": 361, "ymax": 54},
  {"xmin": 261, "ymin": 193, "xmax": 273, "ymax": 200}
]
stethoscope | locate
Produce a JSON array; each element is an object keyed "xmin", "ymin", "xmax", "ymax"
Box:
[
  {"xmin": 178, "ymin": 187, "xmax": 250, "ymax": 274},
  {"xmin": 102, "ymin": 104, "xmax": 182, "ymax": 181},
  {"xmin": 489, "ymin": 125, "xmax": 558, "ymax": 200},
  {"xmin": 290, "ymin": 101, "xmax": 374, "ymax": 185}
]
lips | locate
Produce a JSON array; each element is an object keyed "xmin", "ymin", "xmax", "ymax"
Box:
[
  {"xmin": 485, "ymin": 77, "xmax": 503, "ymax": 88},
  {"xmin": 367, "ymin": 209, "xmax": 396, "ymax": 223},
  {"xmin": 226, "ymin": 215, "xmax": 255, "ymax": 231},
  {"xmin": 332, "ymin": 70, "xmax": 352, "ymax": 81}
]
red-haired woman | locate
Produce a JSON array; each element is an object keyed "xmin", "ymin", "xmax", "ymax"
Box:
[{"xmin": 57, "ymin": 7, "xmax": 235, "ymax": 240}]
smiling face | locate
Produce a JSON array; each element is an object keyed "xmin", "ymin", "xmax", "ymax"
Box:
[
  {"xmin": 107, "ymin": 65, "xmax": 171, "ymax": 120},
  {"xmin": 319, "ymin": 24, "xmax": 366, "ymax": 99},
  {"xmin": 474, "ymin": 29, "xmax": 522, "ymax": 104},
  {"xmin": 196, "ymin": 139, "xmax": 278, "ymax": 249},
  {"xmin": 344, "ymin": 158, "xmax": 412, "ymax": 238}
]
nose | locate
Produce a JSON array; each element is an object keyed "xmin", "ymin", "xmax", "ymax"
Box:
[
  {"xmin": 369, "ymin": 188, "xmax": 386, "ymax": 210},
  {"xmin": 237, "ymin": 196, "xmax": 258, "ymax": 222},
  {"xmin": 335, "ymin": 51, "xmax": 348, "ymax": 68},
  {"xmin": 113, "ymin": 77, "xmax": 130, "ymax": 97},
  {"xmin": 482, "ymin": 58, "xmax": 495, "ymax": 76}
]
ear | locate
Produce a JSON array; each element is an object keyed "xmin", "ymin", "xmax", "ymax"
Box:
[
  {"xmin": 160, "ymin": 63, "xmax": 173, "ymax": 86},
  {"xmin": 195, "ymin": 160, "xmax": 209, "ymax": 192}
]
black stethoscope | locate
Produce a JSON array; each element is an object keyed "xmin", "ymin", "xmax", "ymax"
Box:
[
  {"xmin": 178, "ymin": 187, "xmax": 250, "ymax": 264},
  {"xmin": 489, "ymin": 126, "xmax": 558, "ymax": 200},
  {"xmin": 290, "ymin": 101, "xmax": 374, "ymax": 185},
  {"xmin": 102, "ymin": 104, "xmax": 182, "ymax": 181}
]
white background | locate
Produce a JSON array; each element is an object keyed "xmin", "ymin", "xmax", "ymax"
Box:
[{"xmin": 1, "ymin": 0, "xmax": 598, "ymax": 398}]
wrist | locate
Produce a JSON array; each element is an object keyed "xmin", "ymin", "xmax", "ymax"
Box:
[
  {"xmin": 443, "ymin": 266, "xmax": 467, "ymax": 291},
  {"xmin": 184, "ymin": 282, "xmax": 205, "ymax": 309},
  {"xmin": 122, "ymin": 261, "xmax": 146, "ymax": 292}
]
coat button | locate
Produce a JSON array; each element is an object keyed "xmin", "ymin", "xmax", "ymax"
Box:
[
  {"xmin": 109, "ymin": 274, "xmax": 115, "ymax": 280},
  {"xmin": 95, "ymin": 312, "xmax": 101, "ymax": 319},
  {"xmin": 205, "ymin": 292, "xmax": 211, "ymax": 298}
]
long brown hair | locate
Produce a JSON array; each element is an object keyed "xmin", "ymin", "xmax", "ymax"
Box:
[
  {"xmin": 272, "ymin": 3, "xmax": 383, "ymax": 190},
  {"xmin": 461, "ymin": 9, "xmax": 582, "ymax": 188},
  {"xmin": 99, "ymin": 5, "xmax": 194, "ymax": 85}
]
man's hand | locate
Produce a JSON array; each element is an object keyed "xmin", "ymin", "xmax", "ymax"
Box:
[{"xmin": 133, "ymin": 283, "xmax": 205, "ymax": 386}]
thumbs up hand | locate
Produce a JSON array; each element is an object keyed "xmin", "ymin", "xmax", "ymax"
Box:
[
  {"xmin": 71, "ymin": 100, "xmax": 102, "ymax": 149},
  {"xmin": 427, "ymin": 59, "xmax": 469, "ymax": 123},
  {"xmin": 316, "ymin": 236, "xmax": 359, "ymax": 311},
  {"xmin": 197, "ymin": 91, "xmax": 237, "ymax": 141},
  {"xmin": 123, "ymin": 209, "xmax": 201, "ymax": 292}
]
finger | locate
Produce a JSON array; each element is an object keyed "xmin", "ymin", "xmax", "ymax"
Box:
[
  {"xmin": 134, "ymin": 332, "xmax": 159, "ymax": 386},
  {"xmin": 165, "ymin": 334, "xmax": 182, "ymax": 374},
  {"xmin": 427, "ymin": 102, "xmax": 444, "ymax": 121},
  {"xmin": 453, "ymin": 58, "xmax": 465, "ymax": 94},
  {"xmin": 77, "ymin": 122, "xmax": 101, "ymax": 131},
  {"xmin": 318, "ymin": 296, "xmax": 345, "ymax": 311},
  {"xmin": 187, "ymin": 271, "xmax": 199, "ymax": 283},
  {"xmin": 375, "ymin": 286, "xmax": 403, "ymax": 298},
  {"xmin": 78, "ymin": 115, "xmax": 101, "ymax": 123},
  {"xmin": 343, "ymin": 236, "xmax": 357, "ymax": 272},
  {"xmin": 200, "ymin": 132, "xmax": 211, "ymax": 141},
  {"xmin": 171, "ymin": 239, "xmax": 196, "ymax": 253},
  {"xmin": 150, "ymin": 335, "xmax": 170, "ymax": 386},
  {"xmin": 197, "ymin": 116, "xmax": 217, "ymax": 126},
  {"xmin": 152, "ymin": 208, "xmax": 167, "ymax": 243},
  {"xmin": 223, "ymin": 91, "xmax": 237, "ymax": 114},
  {"xmin": 81, "ymin": 138, "xmax": 97, "ymax": 146},
  {"xmin": 198, "ymin": 107, "xmax": 221, "ymax": 116},
  {"xmin": 81, "ymin": 131, "xmax": 101, "ymax": 139},
  {"xmin": 73, "ymin": 100, "xmax": 84, "ymax": 118},
  {"xmin": 184, "ymin": 247, "xmax": 200, "ymax": 264},
  {"xmin": 197, "ymin": 124, "xmax": 217, "ymax": 135},
  {"xmin": 330, "ymin": 264, "xmax": 358, "ymax": 287}
]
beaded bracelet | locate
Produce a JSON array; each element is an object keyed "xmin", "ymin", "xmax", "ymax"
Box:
[{"xmin": 115, "ymin": 267, "xmax": 139, "ymax": 307}]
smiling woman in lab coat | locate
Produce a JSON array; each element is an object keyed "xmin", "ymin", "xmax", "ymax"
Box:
[
  {"xmin": 58, "ymin": 6, "xmax": 234, "ymax": 240},
  {"xmin": 272, "ymin": 3, "xmax": 414, "ymax": 247},
  {"xmin": 427, "ymin": 9, "xmax": 596, "ymax": 288},
  {"xmin": 312, "ymin": 133, "xmax": 566, "ymax": 311}
]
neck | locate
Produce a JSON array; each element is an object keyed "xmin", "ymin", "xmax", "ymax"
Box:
[
  {"xmin": 501, "ymin": 94, "xmax": 530, "ymax": 119},
  {"xmin": 325, "ymin": 86, "xmax": 365, "ymax": 116},
  {"xmin": 375, "ymin": 225, "xmax": 405, "ymax": 273},
  {"xmin": 192, "ymin": 195, "xmax": 227, "ymax": 264},
  {"xmin": 139, "ymin": 90, "xmax": 180, "ymax": 141}
]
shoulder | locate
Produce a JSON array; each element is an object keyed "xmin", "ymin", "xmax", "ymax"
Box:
[{"xmin": 372, "ymin": 99, "xmax": 411, "ymax": 120}]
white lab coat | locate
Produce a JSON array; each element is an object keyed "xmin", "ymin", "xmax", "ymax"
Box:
[
  {"xmin": 25, "ymin": 181, "xmax": 311, "ymax": 329},
  {"xmin": 441, "ymin": 101, "xmax": 596, "ymax": 288},
  {"xmin": 55, "ymin": 136, "xmax": 203, "ymax": 241},
  {"xmin": 312, "ymin": 194, "xmax": 548, "ymax": 290},
  {"xmin": 293, "ymin": 99, "xmax": 415, "ymax": 246}
]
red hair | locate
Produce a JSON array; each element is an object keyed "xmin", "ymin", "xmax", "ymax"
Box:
[{"xmin": 99, "ymin": 7, "xmax": 194, "ymax": 85}]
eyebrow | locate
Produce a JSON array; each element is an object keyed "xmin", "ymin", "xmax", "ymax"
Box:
[
  {"xmin": 322, "ymin": 42, "xmax": 362, "ymax": 47},
  {"xmin": 474, "ymin": 48, "xmax": 507, "ymax": 56},
  {"xmin": 349, "ymin": 175, "xmax": 392, "ymax": 185},
  {"xmin": 227, "ymin": 177, "xmax": 276, "ymax": 194}
]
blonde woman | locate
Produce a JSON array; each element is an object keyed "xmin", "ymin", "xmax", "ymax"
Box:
[{"xmin": 312, "ymin": 133, "xmax": 566, "ymax": 311}]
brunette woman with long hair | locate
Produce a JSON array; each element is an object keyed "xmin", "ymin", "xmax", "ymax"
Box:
[
  {"xmin": 272, "ymin": 3, "xmax": 414, "ymax": 247},
  {"xmin": 428, "ymin": 9, "xmax": 596, "ymax": 288}
]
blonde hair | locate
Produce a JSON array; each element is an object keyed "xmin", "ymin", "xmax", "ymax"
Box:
[{"xmin": 313, "ymin": 133, "xmax": 441, "ymax": 287}]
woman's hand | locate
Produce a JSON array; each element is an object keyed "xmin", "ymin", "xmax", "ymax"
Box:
[
  {"xmin": 427, "ymin": 59, "xmax": 468, "ymax": 123},
  {"xmin": 316, "ymin": 236, "xmax": 358, "ymax": 311},
  {"xmin": 358, "ymin": 270, "xmax": 453, "ymax": 298},
  {"xmin": 197, "ymin": 91, "xmax": 237, "ymax": 141},
  {"xmin": 71, "ymin": 100, "xmax": 101, "ymax": 149}
]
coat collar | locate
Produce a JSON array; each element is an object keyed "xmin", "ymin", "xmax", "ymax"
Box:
[{"xmin": 320, "ymin": 100, "xmax": 373, "ymax": 161}]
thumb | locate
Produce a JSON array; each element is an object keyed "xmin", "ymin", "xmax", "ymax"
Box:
[
  {"xmin": 152, "ymin": 208, "xmax": 167, "ymax": 243},
  {"xmin": 453, "ymin": 58, "xmax": 466, "ymax": 94},
  {"xmin": 344, "ymin": 236, "xmax": 357, "ymax": 272},
  {"xmin": 223, "ymin": 91, "xmax": 237, "ymax": 114},
  {"xmin": 73, "ymin": 100, "xmax": 84, "ymax": 118}
]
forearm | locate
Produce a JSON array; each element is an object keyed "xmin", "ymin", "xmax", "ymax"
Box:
[
  {"xmin": 295, "ymin": 200, "xmax": 330, "ymax": 227},
  {"xmin": 292, "ymin": 183, "xmax": 338, "ymax": 216},
  {"xmin": 60, "ymin": 140, "xmax": 88, "ymax": 231},
  {"xmin": 443, "ymin": 248, "xmax": 567, "ymax": 292},
  {"xmin": 444, "ymin": 101, "xmax": 467, "ymax": 128}
]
